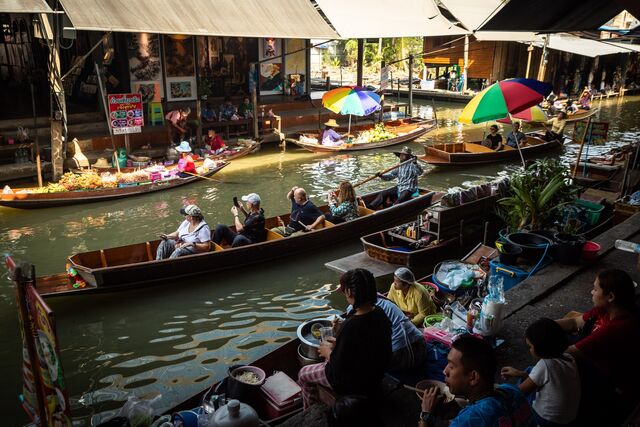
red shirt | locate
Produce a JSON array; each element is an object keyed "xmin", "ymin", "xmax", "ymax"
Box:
[
  {"xmin": 577, "ymin": 307, "xmax": 640, "ymax": 396},
  {"xmin": 206, "ymin": 135, "xmax": 225, "ymax": 151}
]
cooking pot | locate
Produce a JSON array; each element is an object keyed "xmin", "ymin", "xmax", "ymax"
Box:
[{"xmin": 296, "ymin": 318, "xmax": 332, "ymax": 360}]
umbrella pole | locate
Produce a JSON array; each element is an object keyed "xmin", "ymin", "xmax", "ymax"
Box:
[
  {"xmin": 511, "ymin": 116, "xmax": 526, "ymax": 168},
  {"xmin": 348, "ymin": 114, "xmax": 352, "ymax": 135}
]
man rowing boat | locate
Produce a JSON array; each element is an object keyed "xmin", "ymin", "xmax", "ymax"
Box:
[{"xmin": 368, "ymin": 146, "xmax": 423, "ymax": 209}]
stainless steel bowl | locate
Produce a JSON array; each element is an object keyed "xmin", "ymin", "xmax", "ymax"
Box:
[{"xmin": 296, "ymin": 318, "xmax": 332, "ymax": 360}]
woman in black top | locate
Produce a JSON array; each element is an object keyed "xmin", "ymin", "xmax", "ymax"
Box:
[
  {"xmin": 483, "ymin": 124, "xmax": 503, "ymax": 151},
  {"xmin": 298, "ymin": 268, "xmax": 392, "ymax": 408}
]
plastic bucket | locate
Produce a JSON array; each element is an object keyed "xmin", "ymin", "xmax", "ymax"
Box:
[
  {"xmin": 554, "ymin": 233, "xmax": 585, "ymax": 265},
  {"xmin": 495, "ymin": 240, "xmax": 522, "ymax": 266},
  {"xmin": 581, "ymin": 241, "xmax": 601, "ymax": 261},
  {"xmin": 505, "ymin": 232, "xmax": 553, "ymax": 261}
]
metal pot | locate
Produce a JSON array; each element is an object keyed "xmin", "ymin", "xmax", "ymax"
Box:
[{"xmin": 296, "ymin": 318, "xmax": 332, "ymax": 360}]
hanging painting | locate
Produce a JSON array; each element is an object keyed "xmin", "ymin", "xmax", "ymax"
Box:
[
  {"xmin": 164, "ymin": 35, "xmax": 195, "ymax": 77},
  {"xmin": 127, "ymin": 33, "xmax": 163, "ymax": 98}
]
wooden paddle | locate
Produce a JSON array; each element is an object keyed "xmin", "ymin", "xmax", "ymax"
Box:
[
  {"xmin": 181, "ymin": 171, "xmax": 225, "ymax": 184},
  {"xmin": 353, "ymin": 157, "xmax": 416, "ymax": 189}
]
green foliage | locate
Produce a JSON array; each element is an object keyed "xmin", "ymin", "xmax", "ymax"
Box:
[{"xmin": 498, "ymin": 159, "xmax": 580, "ymax": 231}]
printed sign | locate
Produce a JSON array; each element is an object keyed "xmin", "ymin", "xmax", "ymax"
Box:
[
  {"xmin": 380, "ymin": 65, "xmax": 390, "ymax": 91},
  {"xmin": 108, "ymin": 93, "xmax": 144, "ymax": 135},
  {"xmin": 573, "ymin": 121, "xmax": 609, "ymax": 145}
]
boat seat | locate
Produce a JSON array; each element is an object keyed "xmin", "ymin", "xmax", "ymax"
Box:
[
  {"xmin": 266, "ymin": 229, "xmax": 284, "ymax": 240},
  {"xmin": 502, "ymin": 145, "xmax": 515, "ymax": 151},
  {"xmin": 463, "ymin": 143, "xmax": 495, "ymax": 153},
  {"xmin": 209, "ymin": 241, "xmax": 225, "ymax": 251},
  {"xmin": 358, "ymin": 206, "xmax": 375, "ymax": 216}
]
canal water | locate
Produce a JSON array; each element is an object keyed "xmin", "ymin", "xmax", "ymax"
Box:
[{"xmin": 1, "ymin": 96, "xmax": 639, "ymax": 424}]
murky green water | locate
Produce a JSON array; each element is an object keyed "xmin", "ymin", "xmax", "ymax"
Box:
[{"xmin": 1, "ymin": 96, "xmax": 639, "ymax": 424}]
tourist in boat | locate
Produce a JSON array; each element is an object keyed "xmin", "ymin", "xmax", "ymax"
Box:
[
  {"xmin": 298, "ymin": 268, "xmax": 391, "ymax": 409},
  {"xmin": 219, "ymin": 96, "xmax": 237, "ymax": 121},
  {"xmin": 566, "ymin": 99, "xmax": 579, "ymax": 114},
  {"xmin": 579, "ymin": 87, "xmax": 592, "ymax": 110},
  {"xmin": 542, "ymin": 111, "xmax": 567, "ymax": 142},
  {"xmin": 321, "ymin": 119, "xmax": 346, "ymax": 147},
  {"xmin": 368, "ymin": 146, "xmax": 423, "ymax": 209},
  {"xmin": 505, "ymin": 122, "xmax": 527, "ymax": 148},
  {"xmin": 166, "ymin": 107, "xmax": 191, "ymax": 144},
  {"xmin": 554, "ymin": 269, "xmax": 640, "ymax": 424},
  {"xmin": 175, "ymin": 141, "xmax": 197, "ymax": 178},
  {"xmin": 205, "ymin": 129, "xmax": 226, "ymax": 155},
  {"xmin": 386, "ymin": 267, "xmax": 436, "ymax": 327},
  {"xmin": 326, "ymin": 181, "xmax": 359, "ymax": 224},
  {"xmin": 238, "ymin": 95, "xmax": 254, "ymax": 118},
  {"xmin": 212, "ymin": 193, "xmax": 266, "ymax": 248},
  {"xmin": 501, "ymin": 318, "xmax": 581, "ymax": 426},
  {"xmin": 482, "ymin": 124, "xmax": 503, "ymax": 150},
  {"xmin": 201, "ymin": 102, "xmax": 216, "ymax": 123},
  {"xmin": 156, "ymin": 205, "xmax": 211, "ymax": 259},
  {"xmin": 419, "ymin": 335, "xmax": 534, "ymax": 427},
  {"xmin": 271, "ymin": 186, "xmax": 325, "ymax": 236}
]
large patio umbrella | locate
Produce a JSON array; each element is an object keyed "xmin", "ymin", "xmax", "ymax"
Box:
[
  {"xmin": 458, "ymin": 78, "xmax": 553, "ymax": 166},
  {"xmin": 496, "ymin": 105, "xmax": 548, "ymax": 124},
  {"xmin": 322, "ymin": 86, "xmax": 381, "ymax": 134}
]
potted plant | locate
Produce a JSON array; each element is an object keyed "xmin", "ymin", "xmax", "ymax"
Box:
[{"xmin": 554, "ymin": 217, "xmax": 586, "ymax": 265}]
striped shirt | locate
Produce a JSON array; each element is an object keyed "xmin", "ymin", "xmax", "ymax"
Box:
[{"xmin": 381, "ymin": 162, "xmax": 423, "ymax": 193}]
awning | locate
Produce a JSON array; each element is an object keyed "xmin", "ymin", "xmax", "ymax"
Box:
[
  {"xmin": 479, "ymin": 0, "xmax": 626, "ymax": 32},
  {"xmin": 0, "ymin": 0, "xmax": 53, "ymax": 13},
  {"xmin": 438, "ymin": 0, "xmax": 505, "ymax": 32},
  {"xmin": 59, "ymin": 0, "xmax": 339, "ymax": 39},
  {"xmin": 538, "ymin": 33, "xmax": 636, "ymax": 57},
  {"xmin": 314, "ymin": 0, "xmax": 468, "ymax": 38},
  {"xmin": 474, "ymin": 32, "xmax": 542, "ymax": 42}
]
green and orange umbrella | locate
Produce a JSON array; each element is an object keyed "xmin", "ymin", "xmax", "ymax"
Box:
[{"xmin": 459, "ymin": 78, "xmax": 553, "ymax": 125}]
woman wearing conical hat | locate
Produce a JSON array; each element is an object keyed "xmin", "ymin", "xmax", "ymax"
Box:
[{"xmin": 321, "ymin": 119, "xmax": 346, "ymax": 147}]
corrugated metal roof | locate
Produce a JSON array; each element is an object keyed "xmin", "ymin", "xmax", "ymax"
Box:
[
  {"xmin": 60, "ymin": 0, "xmax": 339, "ymax": 39},
  {"xmin": 0, "ymin": 0, "xmax": 53, "ymax": 13}
]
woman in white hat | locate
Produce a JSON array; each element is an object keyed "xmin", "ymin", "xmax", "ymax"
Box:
[
  {"xmin": 321, "ymin": 119, "xmax": 346, "ymax": 147},
  {"xmin": 176, "ymin": 141, "xmax": 196, "ymax": 178},
  {"xmin": 156, "ymin": 205, "xmax": 211, "ymax": 259},
  {"xmin": 387, "ymin": 267, "xmax": 436, "ymax": 327}
]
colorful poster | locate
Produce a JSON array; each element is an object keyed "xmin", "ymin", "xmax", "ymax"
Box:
[
  {"xmin": 573, "ymin": 121, "xmax": 609, "ymax": 145},
  {"xmin": 166, "ymin": 77, "xmax": 197, "ymax": 101},
  {"xmin": 264, "ymin": 37, "xmax": 277, "ymax": 58},
  {"xmin": 133, "ymin": 82, "xmax": 161, "ymax": 103},
  {"xmin": 260, "ymin": 63, "xmax": 283, "ymax": 94},
  {"xmin": 107, "ymin": 93, "xmax": 144, "ymax": 135}
]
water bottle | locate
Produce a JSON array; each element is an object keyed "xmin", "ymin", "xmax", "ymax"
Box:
[{"xmin": 614, "ymin": 239, "xmax": 640, "ymax": 254}]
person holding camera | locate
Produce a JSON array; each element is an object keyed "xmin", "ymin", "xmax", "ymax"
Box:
[
  {"xmin": 156, "ymin": 205, "xmax": 211, "ymax": 259},
  {"xmin": 367, "ymin": 146, "xmax": 423, "ymax": 209}
]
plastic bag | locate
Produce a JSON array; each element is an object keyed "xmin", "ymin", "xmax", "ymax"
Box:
[
  {"xmin": 3, "ymin": 185, "xmax": 13, "ymax": 194},
  {"xmin": 118, "ymin": 395, "xmax": 161, "ymax": 427}
]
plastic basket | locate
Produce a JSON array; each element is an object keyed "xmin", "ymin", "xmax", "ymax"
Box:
[
  {"xmin": 489, "ymin": 257, "xmax": 553, "ymax": 291},
  {"xmin": 573, "ymin": 199, "xmax": 604, "ymax": 225}
]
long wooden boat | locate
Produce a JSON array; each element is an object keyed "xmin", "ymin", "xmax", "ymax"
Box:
[
  {"xmin": 419, "ymin": 134, "xmax": 561, "ymax": 166},
  {"xmin": 361, "ymin": 230, "xmax": 458, "ymax": 268},
  {"xmin": 571, "ymin": 162, "xmax": 621, "ymax": 188},
  {"xmin": 286, "ymin": 118, "xmax": 436, "ymax": 153},
  {"xmin": 32, "ymin": 188, "xmax": 437, "ymax": 296},
  {"xmin": 0, "ymin": 163, "xmax": 228, "ymax": 209},
  {"xmin": 565, "ymin": 107, "xmax": 598, "ymax": 123}
]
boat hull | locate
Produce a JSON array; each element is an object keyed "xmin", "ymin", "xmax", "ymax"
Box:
[
  {"xmin": 0, "ymin": 163, "xmax": 228, "ymax": 209},
  {"xmin": 42, "ymin": 189, "xmax": 436, "ymax": 295},
  {"xmin": 565, "ymin": 108, "xmax": 598, "ymax": 123},
  {"xmin": 419, "ymin": 135, "xmax": 561, "ymax": 166},
  {"xmin": 361, "ymin": 231, "xmax": 458, "ymax": 268},
  {"xmin": 288, "ymin": 118, "xmax": 436, "ymax": 153}
]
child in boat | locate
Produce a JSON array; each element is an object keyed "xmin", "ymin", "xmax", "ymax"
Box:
[{"xmin": 501, "ymin": 318, "xmax": 581, "ymax": 426}]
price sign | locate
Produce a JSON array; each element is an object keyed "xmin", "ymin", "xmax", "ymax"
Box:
[{"xmin": 108, "ymin": 93, "xmax": 144, "ymax": 135}]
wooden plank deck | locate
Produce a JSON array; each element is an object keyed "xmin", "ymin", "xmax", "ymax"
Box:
[{"xmin": 324, "ymin": 251, "xmax": 402, "ymax": 278}]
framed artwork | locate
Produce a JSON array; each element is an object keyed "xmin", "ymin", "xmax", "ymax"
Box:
[
  {"xmin": 260, "ymin": 62, "xmax": 283, "ymax": 95},
  {"xmin": 127, "ymin": 33, "xmax": 162, "ymax": 82},
  {"xmin": 163, "ymin": 35, "xmax": 195, "ymax": 77},
  {"xmin": 166, "ymin": 77, "xmax": 197, "ymax": 101},
  {"xmin": 264, "ymin": 38, "xmax": 277, "ymax": 58},
  {"xmin": 133, "ymin": 82, "xmax": 161, "ymax": 103}
]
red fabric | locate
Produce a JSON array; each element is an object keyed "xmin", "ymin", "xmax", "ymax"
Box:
[
  {"xmin": 298, "ymin": 361, "xmax": 331, "ymax": 409},
  {"xmin": 577, "ymin": 308, "xmax": 640, "ymax": 395},
  {"xmin": 206, "ymin": 135, "xmax": 225, "ymax": 151}
]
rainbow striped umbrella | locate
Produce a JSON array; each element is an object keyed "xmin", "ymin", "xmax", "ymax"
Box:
[
  {"xmin": 322, "ymin": 86, "xmax": 381, "ymax": 116},
  {"xmin": 497, "ymin": 105, "xmax": 548, "ymax": 124},
  {"xmin": 459, "ymin": 78, "xmax": 552, "ymax": 125}
]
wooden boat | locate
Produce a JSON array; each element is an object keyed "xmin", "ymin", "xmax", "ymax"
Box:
[
  {"xmin": 419, "ymin": 134, "xmax": 561, "ymax": 166},
  {"xmin": 361, "ymin": 230, "xmax": 458, "ymax": 268},
  {"xmin": 571, "ymin": 162, "xmax": 621, "ymax": 188},
  {"xmin": 286, "ymin": 118, "xmax": 436, "ymax": 153},
  {"xmin": 565, "ymin": 107, "xmax": 598, "ymax": 123},
  {"xmin": 32, "ymin": 188, "xmax": 437, "ymax": 296},
  {"xmin": 0, "ymin": 163, "xmax": 228, "ymax": 209}
]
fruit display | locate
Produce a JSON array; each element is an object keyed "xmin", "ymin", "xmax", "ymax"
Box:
[
  {"xmin": 354, "ymin": 123, "xmax": 397, "ymax": 143},
  {"xmin": 31, "ymin": 169, "xmax": 169, "ymax": 193}
]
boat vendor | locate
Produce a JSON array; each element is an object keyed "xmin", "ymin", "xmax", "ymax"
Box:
[
  {"xmin": 505, "ymin": 122, "xmax": 527, "ymax": 148},
  {"xmin": 554, "ymin": 269, "xmax": 640, "ymax": 425},
  {"xmin": 579, "ymin": 87, "xmax": 592, "ymax": 110},
  {"xmin": 483, "ymin": 124, "xmax": 503, "ymax": 151},
  {"xmin": 368, "ymin": 146, "xmax": 423, "ymax": 209},
  {"xmin": 326, "ymin": 181, "xmax": 359, "ymax": 224},
  {"xmin": 419, "ymin": 335, "xmax": 534, "ymax": 427},
  {"xmin": 156, "ymin": 205, "xmax": 211, "ymax": 259},
  {"xmin": 542, "ymin": 111, "xmax": 567, "ymax": 142},
  {"xmin": 298, "ymin": 268, "xmax": 391, "ymax": 409},
  {"xmin": 321, "ymin": 119, "xmax": 346, "ymax": 147},
  {"xmin": 166, "ymin": 107, "xmax": 191, "ymax": 144},
  {"xmin": 212, "ymin": 193, "xmax": 266, "ymax": 247},
  {"xmin": 386, "ymin": 267, "xmax": 436, "ymax": 327},
  {"xmin": 271, "ymin": 186, "xmax": 325, "ymax": 236},
  {"xmin": 176, "ymin": 141, "xmax": 197, "ymax": 177},
  {"xmin": 205, "ymin": 129, "xmax": 226, "ymax": 154}
]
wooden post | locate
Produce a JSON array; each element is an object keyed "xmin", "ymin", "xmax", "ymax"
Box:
[
  {"xmin": 525, "ymin": 43, "xmax": 533, "ymax": 79},
  {"xmin": 124, "ymin": 134, "xmax": 131, "ymax": 154},
  {"xmin": 408, "ymin": 54, "xmax": 414, "ymax": 116},
  {"xmin": 196, "ymin": 99, "xmax": 203, "ymax": 146},
  {"xmin": 252, "ymin": 87, "xmax": 259, "ymax": 140},
  {"xmin": 572, "ymin": 117, "xmax": 592, "ymax": 179},
  {"xmin": 432, "ymin": 98, "xmax": 438, "ymax": 130},
  {"xmin": 357, "ymin": 39, "xmax": 364, "ymax": 87},
  {"xmin": 30, "ymin": 82, "xmax": 42, "ymax": 187},
  {"xmin": 537, "ymin": 36, "xmax": 548, "ymax": 81},
  {"xmin": 379, "ymin": 60, "xmax": 385, "ymax": 122},
  {"xmin": 51, "ymin": 119, "xmax": 64, "ymax": 181},
  {"xmin": 463, "ymin": 35, "xmax": 469, "ymax": 92}
]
